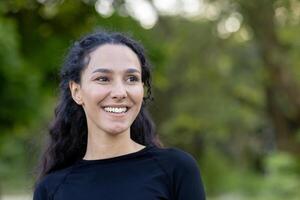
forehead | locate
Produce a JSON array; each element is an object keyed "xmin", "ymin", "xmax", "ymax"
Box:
[{"xmin": 85, "ymin": 44, "xmax": 141, "ymax": 72}]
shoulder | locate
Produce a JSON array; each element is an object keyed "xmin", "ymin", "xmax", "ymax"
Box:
[
  {"xmin": 34, "ymin": 166, "xmax": 73, "ymax": 199},
  {"xmin": 150, "ymin": 146, "xmax": 200, "ymax": 174},
  {"xmin": 149, "ymin": 146, "xmax": 205, "ymax": 199}
]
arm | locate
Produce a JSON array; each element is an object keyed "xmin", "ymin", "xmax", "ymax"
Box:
[
  {"xmin": 171, "ymin": 149, "xmax": 206, "ymax": 200},
  {"xmin": 33, "ymin": 182, "xmax": 48, "ymax": 200}
]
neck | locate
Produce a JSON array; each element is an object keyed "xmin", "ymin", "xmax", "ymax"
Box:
[{"xmin": 83, "ymin": 128, "xmax": 144, "ymax": 160}]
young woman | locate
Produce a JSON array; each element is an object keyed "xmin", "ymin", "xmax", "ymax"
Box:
[{"xmin": 33, "ymin": 31, "xmax": 206, "ymax": 200}]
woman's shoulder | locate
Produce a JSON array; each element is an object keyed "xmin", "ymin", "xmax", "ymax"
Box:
[
  {"xmin": 150, "ymin": 146, "xmax": 200, "ymax": 173},
  {"xmin": 150, "ymin": 146, "xmax": 205, "ymax": 199},
  {"xmin": 34, "ymin": 165, "xmax": 74, "ymax": 199},
  {"xmin": 151, "ymin": 146, "xmax": 198, "ymax": 161}
]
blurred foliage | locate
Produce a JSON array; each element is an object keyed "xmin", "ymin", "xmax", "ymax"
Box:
[{"xmin": 0, "ymin": 0, "xmax": 300, "ymax": 199}]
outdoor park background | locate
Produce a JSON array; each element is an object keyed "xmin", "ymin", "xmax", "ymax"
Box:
[{"xmin": 0, "ymin": 0, "xmax": 300, "ymax": 199}]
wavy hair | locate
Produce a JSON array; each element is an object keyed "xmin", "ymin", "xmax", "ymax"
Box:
[{"xmin": 35, "ymin": 31, "xmax": 163, "ymax": 184}]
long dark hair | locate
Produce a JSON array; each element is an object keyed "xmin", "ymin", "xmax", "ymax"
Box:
[{"xmin": 35, "ymin": 31, "xmax": 163, "ymax": 184}]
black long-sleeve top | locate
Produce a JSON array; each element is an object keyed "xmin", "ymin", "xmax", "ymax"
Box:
[{"xmin": 33, "ymin": 145, "xmax": 206, "ymax": 200}]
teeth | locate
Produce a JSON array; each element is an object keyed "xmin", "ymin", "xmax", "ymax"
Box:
[{"xmin": 104, "ymin": 107, "xmax": 128, "ymax": 113}]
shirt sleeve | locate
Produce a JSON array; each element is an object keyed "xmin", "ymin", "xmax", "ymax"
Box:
[
  {"xmin": 33, "ymin": 182, "xmax": 48, "ymax": 200},
  {"xmin": 170, "ymin": 149, "xmax": 206, "ymax": 200}
]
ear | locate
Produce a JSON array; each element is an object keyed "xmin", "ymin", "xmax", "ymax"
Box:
[{"xmin": 69, "ymin": 81, "xmax": 83, "ymax": 105}]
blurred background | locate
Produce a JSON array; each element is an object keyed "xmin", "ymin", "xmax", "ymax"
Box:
[{"xmin": 0, "ymin": 0, "xmax": 300, "ymax": 199}]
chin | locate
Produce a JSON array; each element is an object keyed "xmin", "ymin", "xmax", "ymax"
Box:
[{"xmin": 105, "ymin": 126, "xmax": 129, "ymax": 135}]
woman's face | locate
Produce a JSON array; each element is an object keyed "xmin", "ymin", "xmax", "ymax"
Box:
[{"xmin": 70, "ymin": 44, "xmax": 144, "ymax": 136}]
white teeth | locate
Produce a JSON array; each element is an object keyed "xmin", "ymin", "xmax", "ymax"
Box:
[{"xmin": 104, "ymin": 107, "xmax": 128, "ymax": 113}]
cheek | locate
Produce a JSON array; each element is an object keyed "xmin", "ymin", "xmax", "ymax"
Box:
[
  {"xmin": 131, "ymin": 85, "xmax": 144, "ymax": 104},
  {"xmin": 81, "ymin": 86, "xmax": 109, "ymax": 104}
]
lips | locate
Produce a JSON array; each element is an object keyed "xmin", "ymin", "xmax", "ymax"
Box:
[
  {"xmin": 103, "ymin": 107, "xmax": 128, "ymax": 113},
  {"xmin": 102, "ymin": 105, "xmax": 131, "ymax": 114}
]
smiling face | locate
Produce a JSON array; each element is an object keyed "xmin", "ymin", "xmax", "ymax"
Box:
[{"xmin": 69, "ymin": 44, "xmax": 144, "ymax": 136}]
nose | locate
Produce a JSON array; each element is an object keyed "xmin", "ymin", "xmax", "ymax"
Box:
[{"xmin": 111, "ymin": 81, "xmax": 127, "ymax": 100}]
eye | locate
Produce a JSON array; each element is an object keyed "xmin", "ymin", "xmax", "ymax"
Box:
[
  {"xmin": 126, "ymin": 75, "xmax": 140, "ymax": 82},
  {"xmin": 95, "ymin": 76, "xmax": 110, "ymax": 82}
]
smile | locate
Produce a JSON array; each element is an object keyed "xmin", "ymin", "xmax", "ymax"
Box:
[{"xmin": 103, "ymin": 107, "xmax": 129, "ymax": 113}]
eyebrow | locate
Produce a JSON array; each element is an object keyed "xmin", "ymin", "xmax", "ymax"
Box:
[{"xmin": 92, "ymin": 68, "xmax": 141, "ymax": 74}]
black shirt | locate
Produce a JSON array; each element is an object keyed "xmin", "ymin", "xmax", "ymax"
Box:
[{"xmin": 33, "ymin": 145, "xmax": 206, "ymax": 200}]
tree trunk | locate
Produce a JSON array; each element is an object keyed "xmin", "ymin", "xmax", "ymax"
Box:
[{"xmin": 238, "ymin": 0, "xmax": 300, "ymax": 154}]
